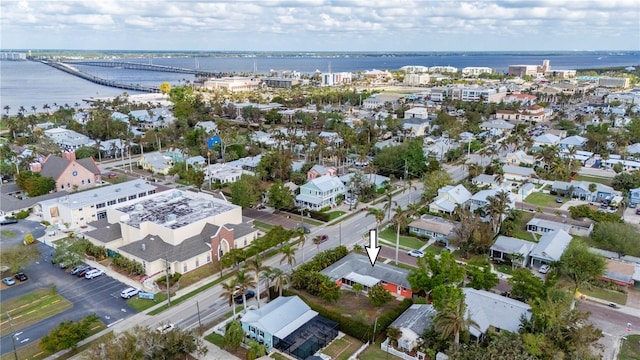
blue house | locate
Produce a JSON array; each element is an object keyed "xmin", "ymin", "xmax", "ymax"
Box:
[
  {"xmin": 630, "ymin": 187, "xmax": 640, "ymax": 205},
  {"xmin": 240, "ymin": 296, "xmax": 338, "ymax": 358}
]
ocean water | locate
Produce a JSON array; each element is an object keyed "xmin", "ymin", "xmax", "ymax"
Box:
[{"xmin": 1, "ymin": 51, "xmax": 638, "ymax": 115}]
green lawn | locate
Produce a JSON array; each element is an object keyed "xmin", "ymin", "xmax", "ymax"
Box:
[
  {"xmin": 580, "ymin": 287, "xmax": 628, "ymax": 305},
  {"xmin": 204, "ymin": 332, "xmax": 225, "ymax": 347},
  {"xmin": 322, "ymin": 335, "xmax": 363, "ymax": 360},
  {"xmin": 0, "ymin": 289, "xmax": 73, "ymax": 334},
  {"xmin": 148, "ymin": 272, "xmax": 234, "ymax": 315},
  {"xmin": 379, "ymin": 228, "xmax": 425, "ymax": 250},
  {"xmin": 423, "ymin": 245, "xmax": 443, "ymax": 255},
  {"xmin": 270, "ymin": 353, "xmax": 290, "ymax": 360},
  {"xmin": 574, "ymin": 175, "xmax": 613, "ymax": 187},
  {"xmin": 127, "ymin": 291, "xmax": 168, "ymax": 312},
  {"xmin": 358, "ymin": 343, "xmax": 402, "ymax": 360},
  {"xmin": 327, "ymin": 211, "xmax": 346, "ymax": 221},
  {"xmin": 619, "ymin": 334, "xmax": 640, "ymax": 360},
  {"xmin": 254, "ymin": 220, "xmax": 274, "ymax": 232},
  {"xmin": 494, "ymin": 263, "xmax": 515, "ymax": 275},
  {"xmin": 524, "ymin": 192, "xmax": 562, "ymax": 208}
]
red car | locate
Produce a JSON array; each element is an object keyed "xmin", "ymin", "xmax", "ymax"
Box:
[{"xmin": 315, "ymin": 235, "xmax": 329, "ymax": 243}]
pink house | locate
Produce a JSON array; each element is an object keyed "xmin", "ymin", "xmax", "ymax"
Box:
[
  {"xmin": 307, "ymin": 165, "xmax": 337, "ymax": 180},
  {"xmin": 35, "ymin": 151, "xmax": 102, "ymax": 192}
]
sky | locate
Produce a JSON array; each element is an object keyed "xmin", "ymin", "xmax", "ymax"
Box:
[{"xmin": 1, "ymin": 0, "xmax": 639, "ymax": 52}]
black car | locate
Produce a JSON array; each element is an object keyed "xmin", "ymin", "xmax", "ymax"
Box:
[
  {"xmin": 71, "ymin": 265, "xmax": 90, "ymax": 275},
  {"xmin": 234, "ymin": 289, "xmax": 256, "ymax": 304},
  {"xmin": 14, "ymin": 273, "xmax": 28, "ymax": 281}
]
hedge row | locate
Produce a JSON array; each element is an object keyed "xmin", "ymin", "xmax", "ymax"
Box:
[{"xmin": 297, "ymin": 245, "xmax": 349, "ymax": 273}]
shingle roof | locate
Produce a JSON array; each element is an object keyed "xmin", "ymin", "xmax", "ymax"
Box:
[
  {"xmin": 40, "ymin": 155, "xmax": 70, "ymax": 180},
  {"xmin": 321, "ymin": 253, "xmax": 411, "ymax": 288},
  {"xmin": 390, "ymin": 304, "xmax": 437, "ymax": 338},
  {"xmin": 119, "ymin": 231, "xmax": 211, "ymax": 263},
  {"xmin": 84, "ymin": 220, "xmax": 123, "ymax": 243},
  {"xmin": 77, "ymin": 158, "xmax": 100, "ymax": 175}
]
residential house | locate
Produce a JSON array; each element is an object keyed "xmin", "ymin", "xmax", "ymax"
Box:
[
  {"xmin": 601, "ymin": 259, "xmax": 635, "ymax": 287},
  {"xmin": 145, "ymin": 107, "xmax": 175, "ymax": 129},
  {"xmin": 404, "ymin": 107, "xmax": 429, "ymax": 120},
  {"xmin": 489, "ymin": 236, "xmax": 536, "ymax": 267},
  {"xmin": 226, "ymin": 155, "xmax": 263, "ymax": 172},
  {"xmin": 402, "ymin": 119, "xmax": 430, "ymax": 138},
  {"xmin": 428, "ymin": 184, "xmax": 472, "ymax": 215},
  {"xmin": 519, "ymin": 183, "xmax": 536, "ymax": 198},
  {"xmin": 502, "ymin": 165, "xmax": 535, "ymax": 181},
  {"xmin": 468, "ymin": 189, "xmax": 516, "ymax": 214},
  {"xmin": 137, "ymin": 151, "xmax": 173, "ymax": 175},
  {"xmin": 295, "ymin": 175, "xmax": 346, "ymax": 210},
  {"xmin": 479, "ymin": 120, "xmax": 515, "ymax": 136},
  {"xmin": 195, "ymin": 121, "xmax": 218, "ymax": 135},
  {"xmin": 463, "ymin": 288, "xmax": 532, "ymax": 339},
  {"xmin": 129, "ymin": 109, "xmax": 151, "ymax": 124},
  {"xmin": 382, "ymin": 304, "xmax": 436, "ymax": 357},
  {"xmin": 533, "ymin": 133, "xmax": 560, "ymax": 147},
  {"xmin": 44, "ymin": 127, "xmax": 95, "ymax": 150},
  {"xmin": 559, "ymin": 135, "xmax": 587, "ymax": 150},
  {"xmin": 628, "ymin": 143, "xmax": 640, "ymax": 156},
  {"xmin": 339, "ymin": 172, "xmax": 390, "ymax": 191},
  {"xmin": 526, "ymin": 213, "xmax": 594, "ymax": 236},
  {"xmin": 408, "ymin": 215, "xmax": 456, "ymax": 245},
  {"xmin": 206, "ymin": 164, "xmax": 251, "ymax": 184},
  {"xmin": 552, "ymin": 180, "xmax": 615, "ymax": 202},
  {"xmin": 602, "ymin": 158, "xmax": 640, "ymax": 172},
  {"xmin": 240, "ymin": 296, "xmax": 338, "ymax": 357},
  {"xmin": 629, "ymin": 187, "xmax": 640, "ymax": 205},
  {"xmin": 529, "ymin": 230, "xmax": 572, "ymax": 267},
  {"xmin": 503, "ymin": 150, "xmax": 535, "ymax": 166},
  {"xmin": 111, "ymin": 112, "xmax": 130, "ymax": 124},
  {"xmin": 321, "ymin": 253, "xmax": 413, "ymax": 298},
  {"xmin": 472, "ymin": 174, "xmax": 502, "ymax": 189},
  {"xmin": 251, "ymin": 131, "xmax": 276, "ymax": 146},
  {"xmin": 99, "ymin": 139, "xmax": 126, "ymax": 158},
  {"xmin": 307, "ymin": 165, "xmax": 337, "ymax": 180},
  {"xmin": 32, "ymin": 151, "xmax": 101, "ymax": 192}
]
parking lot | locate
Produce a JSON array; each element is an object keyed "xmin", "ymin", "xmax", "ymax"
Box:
[
  {"xmin": 0, "ymin": 242, "xmax": 138, "ymax": 355},
  {"xmin": 0, "ymin": 219, "xmax": 45, "ymax": 250}
]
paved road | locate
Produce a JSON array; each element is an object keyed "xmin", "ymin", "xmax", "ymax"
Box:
[{"xmin": 578, "ymin": 301, "xmax": 640, "ymax": 360}]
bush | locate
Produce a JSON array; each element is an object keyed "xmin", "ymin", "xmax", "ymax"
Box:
[
  {"xmin": 319, "ymin": 206, "xmax": 331, "ymax": 212},
  {"xmin": 155, "ymin": 273, "xmax": 182, "ymax": 288},
  {"xmin": 111, "ymin": 254, "xmax": 145, "ymax": 275},
  {"xmin": 306, "ymin": 210, "xmax": 330, "ymax": 222},
  {"xmin": 14, "ymin": 209, "xmax": 30, "ymax": 219}
]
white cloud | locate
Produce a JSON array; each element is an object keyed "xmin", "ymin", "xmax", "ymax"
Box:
[{"xmin": 0, "ymin": 0, "xmax": 636, "ymax": 50}]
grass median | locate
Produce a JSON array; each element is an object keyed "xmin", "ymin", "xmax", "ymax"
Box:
[
  {"xmin": 148, "ymin": 272, "xmax": 234, "ymax": 315},
  {"xmin": 0, "ymin": 288, "xmax": 72, "ymax": 335}
]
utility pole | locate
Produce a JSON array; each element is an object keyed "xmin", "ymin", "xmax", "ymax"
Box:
[
  {"xmin": 196, "ymin": 301, "xmax": 202, "ymax": 329},
  {"xmin": 7, "ymin": 313, "xmax": 18, "ymax": 360},
  {"xmin": 165, "ymin": 257, "xmax": 171, "ymax": 306},
  {"xmin": 339, "ymin": 222, "xmax": 342, "ymax": 246}
]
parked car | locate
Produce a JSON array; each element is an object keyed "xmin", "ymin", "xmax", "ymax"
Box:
[
  {"xmin": 555, "ymin": 197, "xmax": 564, "ymax": 204},
  {"xmin": 120, "ymin": 287, "xmax": 140, "ymax": 299},
  {"xmin": 156, "ymin": 323, "xmax": 175, "ymax": 333},
  {"xmin": 107, "ymin": 173, "xmax": 118, "ymax": 179},
  {"xmin": 344, "ymin": 198, "xmax": 356, "ymax": 205},
  {"xmin": 636, "ymin": 208, "xmax": 640, "ymax": 215},
  {"xmin": 78, "ymin": 267, "xmax": 94, "ymax": 277},
  {"xmin": 539, "ymin": 264, "xmax": 551, "ymax": 274},
  {"xmin": 14, "ymin": 272, "xmax": 28, "ymax": 281},
  {"xmin": 0, "ymin": 218, "xmax": 18, "ymax": 225},
  {"xmin": 2, "ymin": 277, "xmax": 16, "ymax": 286},
  {"xmin": 296, "ymin": 224, "xmax": 310, "ymax": 234},
  {"xmin": 315, "ymin": 234, "xmax": 329, "ymax": 243},
  {"xmin": 71, "ymin": 264, "xmax": 90, "ymax": 275},
  {"xmin": 629, "ymin": 203, "xmax": 637, "ymax": 209},
  {"xmin": 234, "ymin": 289, "xmax": 256, "ymax": 304},
  {"xmin": 408, "ymin": 249, "xmax": 425, "ymax": 258},
  {"xmin": 84, "ymin": 269, "xmax": 104, "ymax": 279}
]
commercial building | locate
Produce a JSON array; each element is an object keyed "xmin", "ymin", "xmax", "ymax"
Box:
[
  {"xmin": 203, "ymin": 77, "xmax": 262, "ymax": 92},
  {"xmin": 598, "ymin": 77, "xmax": 631, "ymax": 89}
]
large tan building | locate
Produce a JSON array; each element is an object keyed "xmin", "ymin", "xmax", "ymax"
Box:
[
  {"xmin": 83, "ymin": 189, "xmax": 258, "ymax": 276},
  {"xmin": 203, "ymin": 77, "xmax": 262, "ymax": 92}
]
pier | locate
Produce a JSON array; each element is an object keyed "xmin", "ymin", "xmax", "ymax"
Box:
[
  {"xmin": 40, "ymin": 60, "xmax": 161, "ymax": 93},
  {"xmin": 65, "ymin": 60, "xmax": 221, "ymax": 77}
]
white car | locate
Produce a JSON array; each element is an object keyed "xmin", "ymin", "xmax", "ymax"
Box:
[
  {"xmin": 84, "ymin": 269, "xmax": 105, "ymax": 279},
  {"xmin": 157, "ymin": 323, "xmax": 175, "ymax": 333},
  {"xmin": 407, "ymin": 250, "xmax": 425, "ymax": 258},
  {"xmin": 120, "ymin": 287, "xmax": 140, "ymax": 299},
  {"xmin": 538, "ymin": 264, "xmax": 551, "ymax": 274}
]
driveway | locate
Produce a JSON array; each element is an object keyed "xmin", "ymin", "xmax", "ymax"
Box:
[{"xmin": 0, "ymin": 242, "xmax": 137, "ymax": 355}]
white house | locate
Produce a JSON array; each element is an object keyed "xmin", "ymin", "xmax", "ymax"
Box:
[
  {"xmin": 502, "ymin": 165, "xmax": 535, "ymax": 181},
  {"xmin": 533, "ymin": 133, "xmax": 560, "ymax": 147},
  {"xmin": 463, "ymin": 288, "xmax": 532, "ymax": 339},
  {"xmin": 429, "ymin": 184, "xmax": 472, "ymax": 215},
  {"xmin": 489, "ymin": 236, "xmax": 536, "ymax": 267},
  {"xmin": 559, "ymin": 135, "xmax": 587, "ymax": 150},
  {"xmin": 404, "ymin": 107, "xmax": 429, "ymax": 120},
  {"xmin": 503, "ymin": 150, "xmax": 535, "ymax": 166},
  {"xmin": 529, "ymin": 230, "xmax": 572, "ymax": 267},
  {"xmin": 469, "ymin": 189, "xmax": 516, "ymax": 214},
  {"xmin": 295, "ymin": 175, "xmax": 346, "ymax": 210}
]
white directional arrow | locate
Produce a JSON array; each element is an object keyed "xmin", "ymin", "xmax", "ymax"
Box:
[{"xmin": 365, "ymin": 229, "xmax": 381, "ymax": 267}]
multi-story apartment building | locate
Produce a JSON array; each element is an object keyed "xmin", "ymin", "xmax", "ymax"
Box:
[
  {"xmin": 598, "ymin": 77, "xmax": 631, "ymax": 89},
  {"xmin": 404, "ymin": 73, "xmax": 431, "ymax": 86},
  {"xmin": 462, "ymin": 67, "xmax": 493, "ymax": 76}
]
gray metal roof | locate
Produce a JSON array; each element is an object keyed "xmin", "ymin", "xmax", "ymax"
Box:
[
  {"xmin": 529, "ymin": 230, "xmax": 572, "ymax": 262},
  {"xmin": 390, "ymin": 304, "xmax": 437, "ymax": 336},
  {"xmin": 1, "ymin": 191, "xmax": 68, "ymax": 213},
  {"xmin": 320, "ymin": 253, "xmax": 412, "ymax": 288},
  {"xmin": 463, "ymin": 288, "xmax": 531, "ymax": 337},
  {"xmin": 241, "ymin": 296, "xmax": 318, "ymax": 339}
]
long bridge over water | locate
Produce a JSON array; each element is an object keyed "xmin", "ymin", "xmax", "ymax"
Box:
[
  {"xmin": 40, "ymin": 60, "xmax": 161, "ymax": 93},
  {"xmin": 65, "ymin": 60, "xmax": 222, "ymax": 77}
]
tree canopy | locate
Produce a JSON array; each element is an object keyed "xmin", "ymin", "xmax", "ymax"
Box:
[
  {"xmin": 591, "ymin": 221, "xmax": 640, "ymax": 257},
  {"xmin": 230, "ymin": 174, "xmax": 262, "ymax": 208}
]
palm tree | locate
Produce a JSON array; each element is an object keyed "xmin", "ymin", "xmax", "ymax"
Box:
[
  {"xmin": 366, "ymin": 208, "xmax": 385, "ymax": 234},
  {"xmin": 246, "ymin": 340, "xmax": 267, "ymax": 360},
  {"xmin": 486, "ymin": 190, "xmax": 511, "ymax": 234},
  {"xmin": 235, "ymin": 270, "xmax": 256, "ymax": 311},
  {"xmin": 391, "ymin": 205, "xmax": 409, "ymax": 265},
  {"xmin": 434, "ymin": 296, "xmax": 477, "ymax": 352},
  {"xmin": 219, "ymin": 279, "xmax": 238, "ymax": 317},
  {"xmin": 268, "ymin": 268, "xmax": 288, "ymax": 298},
  {"xmin": 296, "ymin": 229, "xmax": 307, "ymax": 262},
  {"xmin": 246, "ymin": 257, "xmax": 269, "ymax": 308},
  {"xmin": 382, "ymin": 183, "xmax": 397, "ymax": 220},
  {"xmin": 280, "ymin": 244, "xmax": 297, "ymax": 268}
]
